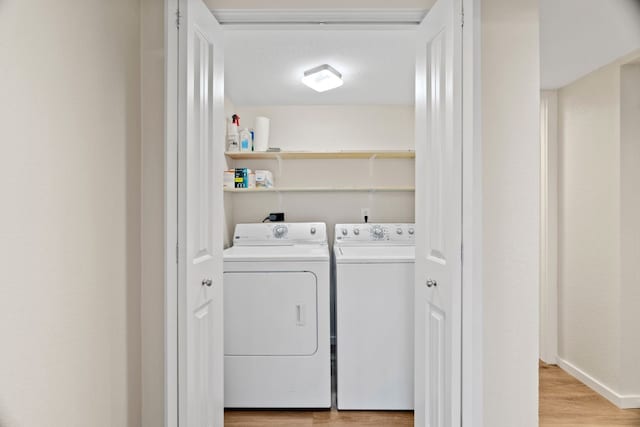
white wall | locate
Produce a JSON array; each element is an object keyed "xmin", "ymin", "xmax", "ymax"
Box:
[
  {"xmin": 557, "ymin": 51, "xmax": 640, "ymax": 407},
  {"xmin": 235, "ymin": 105, "xmax": 414, "ymax": 151},
  {"xmin": 619, "ymin": 62, "xmax": 640, "ymax": 398},
  {"xmin": 141, "ymin": 0, "xmax": 165, "ymax": 426},
  {"xmin": 558, "ymin": 55, "xmax": 622, "ymax": 391},
  {"xmin": 481, "ymin": 0, "xmax": 540, "ymax": 425},
  {"xmin": 0, "ymin": 1, "xmax": 141, "ymax": 426},
  {"xmin": 228, "ymin": 105, "xmax": 415, "ymax": 246}
]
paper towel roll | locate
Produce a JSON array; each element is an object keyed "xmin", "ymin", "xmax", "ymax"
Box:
[{"xmin": 253, "ymin": 116, "xmax": 270, "ymax": 152}]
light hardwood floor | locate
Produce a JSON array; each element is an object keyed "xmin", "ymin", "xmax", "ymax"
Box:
[
  {"xmin": 225, "ymin": 364, "xmax": 640, "ymax": 426},
  {"xmin": 224, "ymin": 409, "xmax": 412, "ymax": 427},
  {"xmin": 539, "ymin": 362, "xmax": 640, "ymax": 426}
]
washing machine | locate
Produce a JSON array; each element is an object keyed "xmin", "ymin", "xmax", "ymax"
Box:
[
  {"xmin": 223, "ymin": 222, "xmax": 331, "ymax": 408},
  {"xmin": 334, "ymin": 223, "xmax": 415, "ymax": 410}
]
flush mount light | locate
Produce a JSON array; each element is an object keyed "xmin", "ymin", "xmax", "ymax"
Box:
[{"xmin": 301, "ymin": 64, "xmax": 343, "ymax": 93}]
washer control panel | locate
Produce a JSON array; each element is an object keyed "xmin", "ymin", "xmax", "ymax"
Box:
[
  {"xmin": 335, "ymin": 224, "xmax": 415, "ymax": 244},
  {"xmin": 234, "ymin": 223, "xmax": 327, "ymax": 245}
]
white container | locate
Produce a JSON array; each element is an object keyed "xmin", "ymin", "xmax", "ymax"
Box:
[
  {"xmin": 253, "ymin": 116, "xmax": 270, "ymax": 152},
  {"xmin": 223, "ymin": 170, "xmax": 235, "ymax": 188},
  {"xmin": 255, "ymin": 170, "xmax": 274, "ymax": 188},
  {"xmin": 227, "ymin": 118, "xmax": 239, "ymax": 152}
]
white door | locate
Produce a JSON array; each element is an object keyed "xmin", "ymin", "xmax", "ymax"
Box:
[
  {"xmin": 177, "ymin": 0, "xmax": 225, "ymax": 426},
  {"xmin": 414, "ymin": 0, "xmax": 463, "ymax": 425}
]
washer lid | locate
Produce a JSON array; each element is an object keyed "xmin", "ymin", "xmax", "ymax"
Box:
[
  {"xmin": 224, "ymin": 244, "xmax": 330, "ymax": 262},
  {"xmin": 335, "ymin": 245, "xmax": 415, "ymax": 263},
  {"xmin": 334, "ymin": 223, "xmax": 415, "ymax": 245}
]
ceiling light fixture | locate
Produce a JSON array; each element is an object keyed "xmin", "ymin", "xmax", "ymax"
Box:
[{"xmin": 302, "ymin": 64, "xmax": 343, "ymax": 93}]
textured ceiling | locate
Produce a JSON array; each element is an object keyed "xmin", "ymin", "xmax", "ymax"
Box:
[
  {"xmin": 224, "ymin": 29, "xmax": 417, "ymax": 106},
  {"xmin": 206, "ymin": 0, "xmax": 436, "ymax": 9},
  {"xmin": 540, "ymin": 0, "xmax": 640, "ymax": 89}
]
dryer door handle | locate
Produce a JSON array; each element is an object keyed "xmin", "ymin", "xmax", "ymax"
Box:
[{"xmin": 296, "ymin": 304, "xmax": 305, "ymax": 326}]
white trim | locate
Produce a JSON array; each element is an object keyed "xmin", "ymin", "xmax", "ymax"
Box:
[
  {"xmin": 539, "ymin": 91, "xmax": 558, "ymax": 365},
  {"xmin": 211, "ymin": 8, "xmax": 427, "ymax": 25},
  {"xmin": 163, "ymin": 3, "xmax": 484, "ymax": 425},
  {"xmin": 557, "ymin": 358, "xmax": 640, "ymax": 409},
  {"xmin": 164, "ymin": 0, "xmax": 179, "ymax": 426},
  {"xmin": 461, "ymin": 0, "xmax": 483, "ymax": 425}
]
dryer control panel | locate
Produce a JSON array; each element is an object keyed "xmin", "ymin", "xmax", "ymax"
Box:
[
  {"xmin": 335, "ymin": 224, "xmax": 415, "ymax": 245},
  {"xmin": 234, "ymin": 222, "xmax": 327, "ymax": 245}
]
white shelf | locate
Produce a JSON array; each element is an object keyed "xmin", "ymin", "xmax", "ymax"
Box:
[
  {"xmin": 224, "ymin": 150, "xmax": 415, "ymax": 160},
  {"xmin": 224, "ymin": 186, "xmax": 415, "ymax": 193}
]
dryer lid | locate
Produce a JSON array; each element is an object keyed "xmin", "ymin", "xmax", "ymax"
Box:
[
  {"xmin": 233, "ymin": 222, "xmax": 327, "ymax": 246},
  {"xmin": 224, "ymin": 244, "xmax": 330, "ymax": 262}
]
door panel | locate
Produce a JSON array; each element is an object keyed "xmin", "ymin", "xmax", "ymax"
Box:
[
  {"xmin": 178, "ymin": 0, "xmax": 224, "ymax": 426},
  {"xmin": 428, "ymin": 305, "xmax": 445, "ymax": 427},
  {"xmin": 414, "ymin": 0, "xmax": 462, "ymax": 426},
  {"xmin": 192, "ymin": 29, "xmax": 214, "ymax": 262},
  {"xmin": 427, "ymin": 29, "xmax": 448, "ymax": 265}
]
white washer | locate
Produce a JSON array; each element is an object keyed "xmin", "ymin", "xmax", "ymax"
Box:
[
  {"xmin": 334, "ymin": 223, "xmax": 415, "ymax": 410},
  {"xmin": 223, "ymin": 222, "xmax": 331, "ymax": 408}
]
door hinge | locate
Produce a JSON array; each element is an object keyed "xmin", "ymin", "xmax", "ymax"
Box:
[
  {"xmin": 176, "ymin": 9, "xmax": 181, "ymax": 29},
  {"xmin": 461, "ymin": 9, "xmax": 465, "ymax": 27}
]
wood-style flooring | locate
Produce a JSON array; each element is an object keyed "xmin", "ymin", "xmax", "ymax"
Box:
[
  {"xmin": 225, "ymin": 363, "xmax": 640, "ymax": 426},
  {"xmin": 539, "ymin": 362, "xmax": 640, "ymax": 426},
  {"xmin": 224, "ymin": 409, "xmax": 412, "ymax": 427}
]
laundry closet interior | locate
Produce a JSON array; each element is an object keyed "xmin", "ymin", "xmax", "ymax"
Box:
[{"xmin": 219, "ymin": 24, "xmax": 417, "ymax": 412}]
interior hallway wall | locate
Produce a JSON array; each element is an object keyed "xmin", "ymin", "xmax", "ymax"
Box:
[
  {"xmin": 619, "ymin": 62, "xmax": 640, "ymax": 397},
  {"xmin": 558, "ymin": 52, "xmax": 623, "ymax": 395},
  {"xmin": 0, "ymin": 1, "xmax": 142, "ymax": 426},
  {"xmin": 141, "ymin": 0, "xmax": 165, "ymax": 426},
  {"xmin": 556, "ymin": 51, "xmax": 640, "ymax": 406},
  {"xmin": 481, "ymin": 0, "xmax": 540, "ymax": 425}
]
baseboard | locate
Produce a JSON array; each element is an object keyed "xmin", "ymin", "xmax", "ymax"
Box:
[{"xmin": 557, "ymin": 358, "xmax": 640, "ymax": 409}]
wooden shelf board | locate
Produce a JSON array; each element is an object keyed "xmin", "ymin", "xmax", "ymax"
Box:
[
  {"xmin": 224, "ymin": 150, "xmax": 415, "ymax": 160},
  {"xmin": 224, "ymin": 186, "xmax": 415, "ymax": 193}
]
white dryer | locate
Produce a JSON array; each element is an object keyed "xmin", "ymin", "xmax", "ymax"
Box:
[
  {"xmin": 334, "ymin": 223, "xmax": 415, "ymax": 410},
  {"xmin": 223, "ymin": 222, "xmax": 331, "ymax": 408}
]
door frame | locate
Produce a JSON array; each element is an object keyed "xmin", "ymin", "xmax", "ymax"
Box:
[
  {"xmin": 163, "ymin": 1, "xmax": 483, "ymax": 425},
  {"xmin": 460, "ymin": 0, "xmax": 483, "ymax": 423},
  {"xmin": 539, "ymin": 91, "xmax": 558, "ymax": 365}
]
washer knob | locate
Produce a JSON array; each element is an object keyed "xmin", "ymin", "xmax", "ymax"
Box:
[
  {"xmin": 408, "ymin": 228, "xmax": 415, "ymax": 235},
  {"xmin": 353, "ymin": 228, "xmax": 360, "ymax": 235},
  {"xmin": 273, "ymin": 225, "xmax": 288, "ymax": 238},
  {"xmin": 310, "ymin": 227, "xmax": 316, "ymax": 235},
  {"xmin": 341, "ymin": 228, "xmax": 348, "ymax": 236},
  {"xmin": 396, "ymin": 228, "xmax": 403, "ymax": 235}
]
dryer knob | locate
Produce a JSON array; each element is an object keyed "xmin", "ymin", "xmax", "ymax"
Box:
[
  {"xmin": 396, "ymin": 228, "xmax": 403, "ymax": 235},
  {"xmin": 310, "ymin": 227, "xmax": 316, "ymax": 235},
  {"xmin": 353, "ymin": 228, "xmax": 360, "ymax": 235},
  {"xmin": 341, "ymin": 228, "xmax": 348, "ymax": 236},
  {"xmin": 371, "ymin": 225, "xmax": 384, "ymax": 239},
  {"xmin": 408, "ymin": 228, "xmax": 415, "ymax": 235},
  {"xmin": 273, "ymin": 225, "xmax": 288, "ymax": 238}
]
